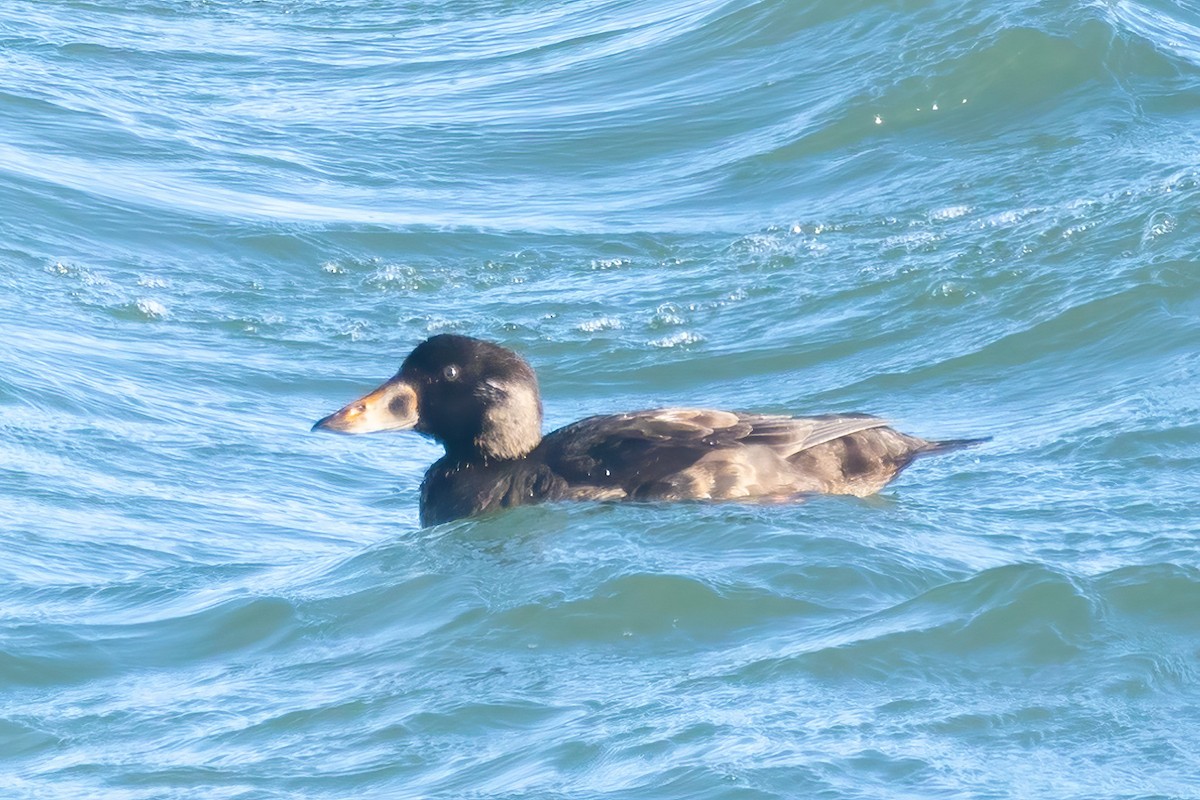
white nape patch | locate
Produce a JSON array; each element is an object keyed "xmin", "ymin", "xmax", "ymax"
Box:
[{"xmin": 478, "ymin": 378, "xmax": 542, "ymax": 460}]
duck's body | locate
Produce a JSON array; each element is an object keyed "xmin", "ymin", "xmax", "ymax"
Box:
[
  {"xmin": 419, "ymin": 410, "xmax": 964, "ymax": 526},
  {"xmin": 313, "ymin": 335, "xmax": 984, "ymax": 525}
]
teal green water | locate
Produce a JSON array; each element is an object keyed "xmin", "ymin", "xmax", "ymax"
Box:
[{"xmin": 2, "ymin": 0, "xmax": 1199, "ymax": 797}]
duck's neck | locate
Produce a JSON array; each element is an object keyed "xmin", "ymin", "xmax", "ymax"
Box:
[{"xmin": 438, "ymin": 377, "xmax": 543, "ymax": 463}]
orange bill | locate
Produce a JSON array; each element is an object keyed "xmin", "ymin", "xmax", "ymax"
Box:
[{"xmin": 312, "ymin": 377, "xmax": 419, "ymax": 434}]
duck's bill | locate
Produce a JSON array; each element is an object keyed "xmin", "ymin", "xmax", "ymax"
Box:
[{"xmin": 311, "ymin": 377, "xmax": 419, "ymax": 434}]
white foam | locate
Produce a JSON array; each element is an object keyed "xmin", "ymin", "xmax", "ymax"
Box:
[
  {"xmin": 135, "ymin": 299, "xmax": 168, "ymax": 319},
  {"xmin": 649, "ymin": 331, "xmax": 704, "ymax": 348},
  {"xmin": 930, "ymin": 205, "xmax": 971, "ymax": 221},
  {"xmin": 577, "ymin": 317, "xmax": 622, "ymax": 332}
]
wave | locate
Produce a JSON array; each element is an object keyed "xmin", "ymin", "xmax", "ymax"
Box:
[{"xmin": 5, "ymin": 0, "xmax": 1199, "ymax": 233}]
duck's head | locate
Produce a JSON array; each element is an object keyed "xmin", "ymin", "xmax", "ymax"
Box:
[{"xmin": 312, "ymin": 334, "xmax": 544, "ymax": 461}]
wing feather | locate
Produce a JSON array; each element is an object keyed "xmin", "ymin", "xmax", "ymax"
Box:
[
  {"xmin": 734, "ymin": 412, "xmax": 889, "ymax": 455},
  {"xmin": 540, "ymin": 408, "xmax": 890, "ymax": 492}
]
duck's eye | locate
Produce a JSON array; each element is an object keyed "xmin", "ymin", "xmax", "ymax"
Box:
[{"xmin": 442, "ymin": 364, "xmax": 460, "ymax": 381}]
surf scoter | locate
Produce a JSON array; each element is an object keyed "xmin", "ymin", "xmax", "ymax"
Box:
[{"xmin": 313, "ymin": 334, "xmax": 985, "ymax": 525}]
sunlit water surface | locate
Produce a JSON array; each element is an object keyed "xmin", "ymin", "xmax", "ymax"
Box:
[{"xmin": 2, "ymin": 0, "xmax": 1199, "ymax": 797}]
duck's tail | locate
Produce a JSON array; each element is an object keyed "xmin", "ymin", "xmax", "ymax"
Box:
[{"xmin": 920, "ymin": 436, "xmax": 991, "ymax": 455}]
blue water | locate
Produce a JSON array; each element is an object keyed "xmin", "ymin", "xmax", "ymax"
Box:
[{"xmin": 2, "ymin": 0, "xmax": 1199, "ymax": 797}]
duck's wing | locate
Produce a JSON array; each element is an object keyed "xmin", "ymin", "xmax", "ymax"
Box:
[
  {"xmin": 712, "ymin": 411, "xmax": 890, "ymax": 456},
  {"xmin": 537, "ymin": 408, "xmax": 890, "ymax": 497}
]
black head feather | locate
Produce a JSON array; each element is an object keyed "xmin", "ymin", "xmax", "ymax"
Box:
[{"xmin": 400, "ymin": 335, "xmax": 543, "ymax": 460}]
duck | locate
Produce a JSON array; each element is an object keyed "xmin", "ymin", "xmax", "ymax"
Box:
[{"xmin": 313, "ymin": 334, "xmax": 985, "ymax": 525}]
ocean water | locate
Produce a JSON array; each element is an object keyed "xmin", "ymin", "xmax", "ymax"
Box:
[{"xmin": 2, "ymin": 0, "xmax": 1199, "ymax": 796}]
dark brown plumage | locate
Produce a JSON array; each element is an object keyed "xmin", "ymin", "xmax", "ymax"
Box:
[{"xmin": 313, "ymin": 335, "xmax": 985, "ymax": 525}]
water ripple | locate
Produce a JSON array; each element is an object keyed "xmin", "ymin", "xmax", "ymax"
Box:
[{"xmin": 3, "ymin": 0, "xmax": 1200, "ymax": 796}]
